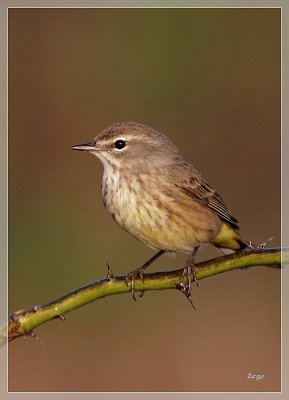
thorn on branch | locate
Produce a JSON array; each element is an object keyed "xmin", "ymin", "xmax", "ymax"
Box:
[
  {"xmin": 54, "ymin": 314, "xmax": 66, "ymax": 321},
  {"xmin": 24, "ymin": 331, "xmax": 44, "ymax": 346},
  {"xmin": 248, "ymin": 236, "xmax": 274, "ymax": 249},
  {"xmin": 1, "ymin": 247, "xmax": 283, "ymax": 346},
  {"xmin": 258, "ymin": 236, "xmax": 274, "ymax": 249},
  {"xmin": 106, "ymin": 262, "xmax": 114, "ymax": 280}
]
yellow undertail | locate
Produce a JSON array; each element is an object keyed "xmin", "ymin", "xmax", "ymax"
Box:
[{"xmin": 212, "ymin": 222, "xmax": 247, "ymax": 251}]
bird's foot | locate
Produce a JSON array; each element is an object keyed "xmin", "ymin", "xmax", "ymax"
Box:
[
  {"xmin": 177, "ymin": 253, "xmax": 199, "ymax": 309},
  {"xmin": 126, "ymin": 267, "xmax": 145, "ymax": 301},
  {"xmin": 125, "ymin": 250, "xmax": 165, "ymax": 301}
]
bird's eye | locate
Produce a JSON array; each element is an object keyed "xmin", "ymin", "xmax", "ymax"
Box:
[{"xmin": 114, "ymin": 139, "xmax": 127, "ymax": 150}]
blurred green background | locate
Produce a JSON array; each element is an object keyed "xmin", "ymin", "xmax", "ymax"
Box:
[{"xmin": 8, "ymin": 8, "xmax": 280, "ymax": 392}]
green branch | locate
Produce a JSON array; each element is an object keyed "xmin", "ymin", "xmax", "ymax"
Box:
[{"xmin": 1, "ymin": 247, "xmax": 287, "ymax": 347}]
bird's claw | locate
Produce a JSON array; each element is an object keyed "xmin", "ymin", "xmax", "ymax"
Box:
[
  {"xmin": 126, "ymin": 267, "xmax": 145, "ymax": 301},
  {"xmin": 177, "ymin": 281, "xmax": 196, "ymax": 309},
  {"xmin": 177, "ymin": 253, "xmax": 199, "ymax": 309}
]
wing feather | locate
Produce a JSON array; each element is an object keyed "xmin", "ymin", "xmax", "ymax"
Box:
[
  {"xmin": 183, "ymin": 177, "xmax": 239, "ymax": 228},
  {"xmin": 171, "ymin": 162, "xmax": 239, "ymax": 229}
]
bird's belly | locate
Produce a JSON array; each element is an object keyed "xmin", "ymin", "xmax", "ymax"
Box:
[{"xmin": 102, "ymin": 174, "xmax": 221, "ymax": 252}]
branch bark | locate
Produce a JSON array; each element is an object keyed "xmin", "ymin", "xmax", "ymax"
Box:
[{"xmin": 1, "ymin": 247, "xmax": 287, "ymax": 346}]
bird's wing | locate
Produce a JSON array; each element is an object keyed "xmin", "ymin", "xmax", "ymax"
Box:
[{"xmin": 172, "ymin": 164, "xmax": 239, "ymax": 229}]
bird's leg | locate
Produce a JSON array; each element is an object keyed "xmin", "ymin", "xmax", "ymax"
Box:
[
  {"xmin": 178, "ymin": 246, "xmax": 200, "ymax": 308},
  {"xmin": 126, "ymin": 250, "xmax": 165, "ymax": 300}
]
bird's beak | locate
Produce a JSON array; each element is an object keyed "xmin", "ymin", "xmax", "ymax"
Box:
[{"xmin": 70, "ymin": 142, "xmax": 95, "ymax": 152}]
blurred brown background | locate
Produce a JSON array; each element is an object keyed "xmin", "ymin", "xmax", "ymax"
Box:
[{"xmin": 8, "ymin": 8, "xmax": 280, "ymax": 392}]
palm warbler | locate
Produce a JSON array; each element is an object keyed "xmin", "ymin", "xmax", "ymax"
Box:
[{"xmin": 71, "ymin": 122, "xmax": 247, "ymax": 304}]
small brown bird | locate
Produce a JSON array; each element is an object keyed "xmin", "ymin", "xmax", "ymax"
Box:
[{"xmin": 71, "ymin": 122, "xmax": 247, "ymax": 304}]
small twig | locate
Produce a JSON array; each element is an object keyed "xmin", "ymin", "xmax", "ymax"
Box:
[{"xmin": 1, "ymin": 247, "xmax": 287, "ymax": 347}]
